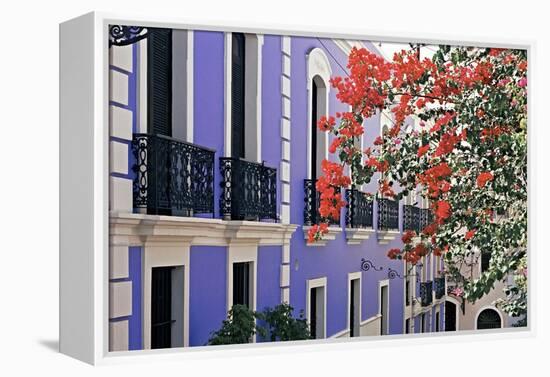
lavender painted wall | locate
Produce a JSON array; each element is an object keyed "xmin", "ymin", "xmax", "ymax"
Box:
[
  {"xmin": 128, "ymin": 246, "xmax": 142, "ymax": 350},
  {"xmin": 288, "ymin": 37, "xmax": 405, "ymax": 337},
  {"xmin": 193, "ymin": 31, "xmax": 225, "ymax": 217},
  {"xmin": 189, "ymin": 245, "xmax": 228, "ymax": 346}
]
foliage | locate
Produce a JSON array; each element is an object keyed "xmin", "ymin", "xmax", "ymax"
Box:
[
  {"xmin": 208, "ymin": 304, "xmax": 311, "ymax": 345},
  {"xmin": 208, "ymin": 305, "xmax": 264, "ymax": 345},
  {"xmin": 257, "ymin": 303, "xmax": 311, "ymax": 342},
  {"xmin": 308, "ymin": 45, "xmax": 527, "ymax": 317}
]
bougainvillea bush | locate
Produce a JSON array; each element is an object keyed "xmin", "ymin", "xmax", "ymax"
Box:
[{"xmin": 308, "ymin": 45, "xmax": 527, "ymax": 319}]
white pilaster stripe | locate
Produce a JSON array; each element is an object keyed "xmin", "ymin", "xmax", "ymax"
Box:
[{"xmin": 280, "ymin": 36, "xmax": 292, "ymax": 304}]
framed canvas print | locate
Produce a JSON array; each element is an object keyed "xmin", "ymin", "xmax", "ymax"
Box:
[{"xmin": 59, "ymin": 12, "xmax": 531, "ymax": 365}]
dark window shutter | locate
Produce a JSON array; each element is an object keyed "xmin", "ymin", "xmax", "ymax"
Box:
[
  {"xmin": 232, "ymin": 262, "xmax": 250, "ymax": 308},
  {"xmin": 148, "ymin": 28, "xmax": 172, "ymax": 137},
  {"xmin": 231, "ymin": 33, "xmax": 246, "ymax": 159}
]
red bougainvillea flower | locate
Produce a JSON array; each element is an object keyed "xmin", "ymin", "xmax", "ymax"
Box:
[
  {"xmin": 417, "ymin": 144, "xmax": 430, "ymax": 157},
  {"xmin": 387, "ymin": 248, "xmax": 401, "ymax": 259},
  {"xmin": 429, "ymin": 112, "xmax": 456, "ymax": 133},
  {"xmin": 476, "ymin": 171, "xmax": 494, "ymax": 188},
  {"xmin": 402, "ymin": 230, "xmax": 416, "ymax": 244},
  {"xmin": 464, "ymin": 229, "xmax": 476, "ymax": 241},
  {"xmin": 434, "ymin": 200, "xmax": 451, "ymax": 222},
  {"xmin": 379, "ymin": 180, "xmax": 395, "ymax": 198},
  {"xmin": 422, "ymin": 222, "xmax": 438, "ymax": 236},
  {"xmin": 317, "ymin": 115, "xmax": 336, "ymax": 132},
  {"xmin": 307, "ymin": 223, "xmax": 329, "ymax": 243}
]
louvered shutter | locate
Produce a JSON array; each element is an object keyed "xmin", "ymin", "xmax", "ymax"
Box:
[
  {"xmin": 148, "ymin": 28, "xmax": 172, "ymax": 137},
  {"xmin": 231, "ymin": 33, "xmax": 246, "ymax": 159}
]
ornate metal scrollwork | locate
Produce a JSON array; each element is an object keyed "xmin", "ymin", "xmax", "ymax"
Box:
[
  {"xmin": 403, "ymin": 204, "xmax": 421, "ymax": 232},
  {"xmin": 131, "ymin": 134, "xmax": 215, "ymax": 216},
  {"xmin": 346, "ymin": 189, "xmax": 373, "ymax": 228},
  {"xmin": 109, "ymin": 25, "xmax": 148, "ymax": 47},
  {"xmin": 377, "ymin": 198, "xmax": 399, "ymax": 231},
  {"xmin": 304, "ymin": 179, "xmax": 340, "ymax": 226},
  {"xmin": 387, "ymin": 268, "xmax": 403, "ymax": 279},
  {"xmin": 219, "ymin": 158, "xmax": 277, "ymax": 221},
  {"xmin": 360, "ymin": 259, "xmax": 383, "ymax": 272}
]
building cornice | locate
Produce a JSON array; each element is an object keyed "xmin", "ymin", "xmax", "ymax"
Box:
[{"xmin": 110, "ymin": 212, "xmax": 298, "ymax": 247}]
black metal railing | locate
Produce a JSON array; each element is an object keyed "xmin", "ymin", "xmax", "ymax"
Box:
[
  {"xmin": 131, "ymin": 134, "xmax": 215, "ymax": 216},
  {"xmin": 346, "ymin": 189, "xmax": 373, "ymax": 228},
  {"xmin": 419, "ymin": 208, "xmax": 434, "ymax": 232},
  {"xmin": 377, "ymin": 198, "xmax": 399, "ymax": 231},
  {"xmin": 420, "ymin": 281, "xmax": 433, "ymax": 307},
  {"xmin": 403, "ymin": 204, "xmax": 421, "ymax": 232},
  {"xmin": 304, "ymin": 179, "xmax": 340, "ymax": 226},
  {"xmin": 219, "ymin": 158, "xmax": 277, "ymax": 221},
  {"xmin": 434, "ymin": 277, "xmax": 446, "ymax": 299}
]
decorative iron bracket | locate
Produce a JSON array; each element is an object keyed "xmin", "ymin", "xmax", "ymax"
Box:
[
  {"xmin": 360, "ymin": 259, "xmax": 383, "ymax": 272},
  {"xmin": 109, "ymin": 25, "xmax": 148, "ymax": 47}
]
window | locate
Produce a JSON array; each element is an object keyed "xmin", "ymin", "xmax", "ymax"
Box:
[
  {"xmin": 306, "ymin": 48, "xmax": 331, "ymax": 180},
  {"xmin": 435, "ymin": 311, "xmax": 440, "ymax": 332},
  {"xmin": 231, "ymin": 33, "xmax": 246, "ymax": 159},
  {"xmin": 476, "ymin": 308, "xmax": 502, "ymax": 329},
  {"xmin": 405, "ymin": 279, "xmax": 410, "ymax": 306},
  {"xmin": 420, "ymin": 313, "xmax": 426, "ymax": 333},
  {"xmin": 405, "ymin": 318, "xmax": 410, "ymax": 334},
  {"xmin": 147, "ymin": 28, "xmax": 173, "ymax": 137},
  {"xmin": 150, "ymin": 266, "xmax": 185, "ymax": 349},
  {"xmin": 307, "ymin": 277, "xmax": 327, "ymax": 339},
  {"xmin": 232, "ymin": 262, "xmax": 252, "ymax": 308},
  {"xmin": 349, "ymin": 276, "xmax": 360, "ymax": 337},
  {"xmin": 380, "ymin": 283, "xmax": 389, "ymax": 335},
  {"xmin": 481, "ymin": 252, "xmax": 491, "ymax": 272},
  {"xmin": 226, "ymin": 33, "xmax": 262, "ymax": 161}
]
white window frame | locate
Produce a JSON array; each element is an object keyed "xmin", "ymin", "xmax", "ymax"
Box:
[
  {"xmin": 378, "ymin": 279, "xmax": 390, "ymax": 335},
  {"xmin": 306, "ymin": 276, "xmax": 327, "ymax": 339},
  {"xmin": 227, "ymin": 244, "xmax": 258, "ymax": 314},
  {"xmin": 223, "ymin": 32, "xmax": 263, "ymax": 162},
  {"xmin": 347, "ymin": 272, "xmax": 362, "ymax": 337},
  {"xmin": 306, "ymin": 47, "xmax": 331, "ymax": 179},
  {"xmin": 142, "ymin": 244, "xmax": 190, "ymax": 349}
]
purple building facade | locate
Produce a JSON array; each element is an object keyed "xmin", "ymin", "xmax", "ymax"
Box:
[{"xmin": 107, "ymin": 27, "xmax": 445, "ymax": 352}]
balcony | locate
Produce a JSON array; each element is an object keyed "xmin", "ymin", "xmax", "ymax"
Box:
[
  {"xmin": 303, "ymin": 179, "xmax": 340, "ymax": 226},
  {"xmin": 219, "ymin": 158, "xmax": 277, "ymax": 221},
  {"xmin": 434, "ymin": 277, "xmax": 446, "ymax": 299},
  {"xmin": 419, "ymin": 208, "xmax": 434, "ymax": 231},
  {"xmin": 131, "ymin": 134, "xmax": 215, "ymax": 216},
  {"xmin": 303, "ymin": 179, "xmax": 342, "ymax": 246},
  {"xmin": 377, "ymin": 198, "xmax": 399, "ymax": 244},
  {"xmin": 420, "ymin": 281, "xmax": 433, "ymax": 307},
  {"xmin": 378, "ymin": 198, "xmax": 399, "ymax": 231},
  {"xmin": 345, "ymin": 189, "xmax": 375, "ymax": 245},
  {"xmin": 403, "ymin": 204, "xmax": 421, "ymax": 232}
]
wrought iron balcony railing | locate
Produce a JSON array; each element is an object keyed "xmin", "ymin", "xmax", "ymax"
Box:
[
  {"xmin": 219, "ymin": 158, "xmax": 277, "ymax": 221},
  {"xmin": 434, "ymin": 277, "xmax": 446, "ymax": 299},
  {"xmin": 420, "ymin": 208, "xmax": 434, "ymax": 232},
  {"xmin": 346, "ymin": 189, "xmax": 373, "ymax": 228},
  {"xmin": 420, "ymin": 280, "xmax": 434, "ymax": 307},
  {"xmin": 377, "ymin": 198, "xmax": 399, "ymax": 231},
  {"xmin": 131, "ymin": 134, "xmax": 215, "ymax": 216},
  {"xmin": 304, "ymin": 179, "xmax": 340, "ymax": 226},
  {"xmin": 403, "ymin": 204, "xmax": 421, "ymax": 232}
]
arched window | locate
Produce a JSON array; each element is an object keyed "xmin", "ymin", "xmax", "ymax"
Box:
[
  {"xmin": 476, "ymin": 308, "xmax": 502, "ymax": 329},
  {"xmin": 307, "ymin": 48, "xmax": 331, "ymax": 180}
]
